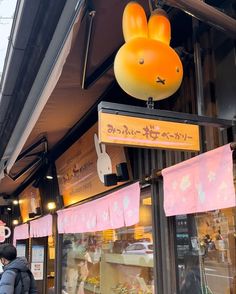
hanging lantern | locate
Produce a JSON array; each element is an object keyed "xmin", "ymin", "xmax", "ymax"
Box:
[{"xmin": 114, "ymin": 2, "xmax": 183, "ymax": 101}]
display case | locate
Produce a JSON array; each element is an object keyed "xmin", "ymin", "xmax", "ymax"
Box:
[{"xmin": 61, "ymin": 187, "xmax": 155, "ymax": 294}]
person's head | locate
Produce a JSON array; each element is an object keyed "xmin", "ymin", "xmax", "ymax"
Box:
[{"xmin": 0, "ymin": 244, "xmax": 17, "ymax": 266}]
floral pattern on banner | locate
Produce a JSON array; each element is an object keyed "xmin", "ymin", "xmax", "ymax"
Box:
[
  {"xmin": 13, "ymin": 223, "xmax": 29, "ymax": 246},
  {"xmin": 29, "ymin": 214, "xmax": 52, "ymax": 237},
  {"xmin": 57, "ymin": 182, "xmax": 140, "ymax": 234},
  {"xmin": 162, "ymin": 143, "xmax": 236, "ymax": 216}
]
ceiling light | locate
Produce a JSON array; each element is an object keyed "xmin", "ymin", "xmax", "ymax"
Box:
[
  {"xmin": 13, "ymin": 199, "xmax": 19, "ymax": 205},
  {"xmin": 12, "ymin": 219, "xmax": 19, "ymax": 225},
  {"xmin": 47, "ymin": 202, "xmax": 56, "ymax": 210}
]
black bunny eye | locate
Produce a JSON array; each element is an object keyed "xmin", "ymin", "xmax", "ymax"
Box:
[
  {"xmin": 176, "ymin": 67, "xmax": 180, "ymax": 73},
  {"xmin": 139, "ymin": 58, "xmax": 144, "ymax": 65}
]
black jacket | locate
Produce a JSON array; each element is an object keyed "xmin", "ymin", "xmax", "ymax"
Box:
[{"xmin": 0, "ymin": 257, "xmax": 38, "ymax": 294}]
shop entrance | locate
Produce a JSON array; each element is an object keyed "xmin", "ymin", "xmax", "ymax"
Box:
[{"xmin": 30, "ymin": 236, "xmax": 55, "ymax": 294}]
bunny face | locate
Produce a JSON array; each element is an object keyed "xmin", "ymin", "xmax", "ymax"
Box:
[
  {"xmin": 97, "ymin": 154, "xmax": 112, "ymax": 183},
  {"xmin": 94, "ymin": 134, "xmax": 112, "ymax": 183},
  {"xmin": 114, "ymin": 2, "xmax": 183, "ymax": 101}
]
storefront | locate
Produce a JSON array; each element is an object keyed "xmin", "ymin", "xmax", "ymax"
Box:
[
  {"xmin": 1, "ymin": 1, "xmax": 234, "ymax": 293},
  {"xmin": 13, "ymin": 190, "xmax": 55, "ymax": 294},
  {"xmin": 29, "ymin": 214, "xmax": 55, "ymax": 293},
  {"xmin": 56, "ymin": 182, "xmax": 155, "ymax": 293},
  {"xmin": 50, "ymin": 106, "xmax": 236, "ymax": 294}
]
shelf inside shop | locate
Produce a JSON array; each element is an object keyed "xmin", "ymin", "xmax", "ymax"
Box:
[
  {"xmin": 104, "ymin": 253, "xmax": 153, "ymax": 268},
  {"xmin": 84, "ymin": 283, "xmax": 101, "ymax": 293}
]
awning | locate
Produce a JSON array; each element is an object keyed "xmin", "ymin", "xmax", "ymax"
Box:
[
  {"xmin": 13, "ymin": 223, "xmax": 29, "ymax": 246},
  {"xmin": 163, "ymin": 143, "xmax": 235, "ymax": 216},
  {"xmin": 30, "ymin": 214, "xmax": 53, "ymax": 238},
  {"xmin": 57, "ymin": 182, "xmax": 140, "ymax": 234}
]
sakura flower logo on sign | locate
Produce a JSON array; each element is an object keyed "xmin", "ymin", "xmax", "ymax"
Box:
[
  {"xmin": 123, "ymin": 196, "xmax": 130, "ymax": 209},
  {"xmin": 180, "ymin": 175, "xmax": 191, "ymax": 191},
  {"xmin": 196, "ymin": 184, "xmax": 205, "ymax": 204},
  {"xmin": 208, "ymin": 171, "xmax": 216, "ymax": 182}
]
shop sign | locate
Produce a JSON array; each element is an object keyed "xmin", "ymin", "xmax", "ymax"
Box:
[
  {"xmin": 99, "ymin": 112, "xmax": 200, "ymax": 151},
  {"xmin": 0, "ymin": 220, "xmax": 11, "ymax": 243},
  {"xmin": 19, "ymin": 186, "xmax": 41, "ymax": 222},
  {"xmin": 56, "ymin": 123, "xmax": 129, "ymax": 206}
]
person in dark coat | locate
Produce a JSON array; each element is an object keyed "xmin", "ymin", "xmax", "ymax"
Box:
[
  {"xmin": 180, "ymin": 253, "xmax": 202, "ymax": 294},
  {"xmin": 0, "ymin": 244, "xmax": 38, "ymax": 294}
]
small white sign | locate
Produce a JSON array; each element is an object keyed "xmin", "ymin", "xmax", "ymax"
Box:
[{"xmin": 31, "ymin": 262, "xmax": 44, "ymax": 280}]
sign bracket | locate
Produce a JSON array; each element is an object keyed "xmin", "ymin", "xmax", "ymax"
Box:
[{"xmin": 98, "ymin": 102, "xmax": 233, "ymax": 128}]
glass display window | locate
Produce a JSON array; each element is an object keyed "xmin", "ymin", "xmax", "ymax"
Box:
[
  {"xmin": 60, "ymin": 187, "xmax": 155, "ymax": 294},
  {"xmin": 176, "ymin": 207, "xmax": 236, "ymax": 294}
]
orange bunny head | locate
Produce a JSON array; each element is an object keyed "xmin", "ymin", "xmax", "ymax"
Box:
[{"xmin": 114, "ymin": 2, "xmax": 183, "ymax": 101}]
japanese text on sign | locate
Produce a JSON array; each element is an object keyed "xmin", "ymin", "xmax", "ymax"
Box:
[{"xmin": 99, "ymin": 112, "xmax": 200, "ymax": 151}]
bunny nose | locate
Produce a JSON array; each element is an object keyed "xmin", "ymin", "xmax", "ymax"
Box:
[{"xmin": 156, "ymin": 77, "xmax": 165, "ymax": 85}]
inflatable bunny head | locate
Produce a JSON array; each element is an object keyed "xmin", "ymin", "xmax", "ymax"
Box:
[
  {"xmin": 114, "ymin": 2, "xmax": 183, "ymax": 101},
  {"xmin": 94, "ymin": 134, "xmax": 112, "ymax": 183}
]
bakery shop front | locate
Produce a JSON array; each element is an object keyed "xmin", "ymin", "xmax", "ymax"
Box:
[
  {"xmin": 54, "ymin": 122, "xmax": 155, "ymax": 293},
  {"xmin": 53, "ymin": 109, "xmax": 235, "ymax": 294}
]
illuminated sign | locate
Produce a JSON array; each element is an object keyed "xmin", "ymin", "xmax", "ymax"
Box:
[{"xmin": 99, "ymin": 112, "xmax": 200, "ymax": 151}]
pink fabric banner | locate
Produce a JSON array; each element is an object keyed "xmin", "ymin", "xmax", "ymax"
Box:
[
  {"xmin": 163, "ymin": 144, "xmax": 235, "ymax": 216},
  {"xmin": 57, "ymin": 182, "xmax": 140, "ymax": 234},
  {"xmin": 13, "ymin": 223, "xmax": 29, "ymax": 246},
  {"xmin": 30, "ymin": 214, "xmax": 53, "ymax": 238}
]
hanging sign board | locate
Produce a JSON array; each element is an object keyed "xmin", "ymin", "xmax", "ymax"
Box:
[
  {"xmin": 19, "ymin": 186, "xmax": 41, "ymax": 222},
  {"xmin": 56, "ymin": 123, "xmax": 129, "ymax": 207},
  {"xmin": 99, "ymin": 112, "xmax": 200, "ymax": 151}
]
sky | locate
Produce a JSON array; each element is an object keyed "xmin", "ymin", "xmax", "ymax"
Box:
[{"xmin": 0, "ymin": 0, "xmax": 17, "ymax": 79}]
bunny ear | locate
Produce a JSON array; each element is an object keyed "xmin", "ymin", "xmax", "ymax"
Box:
[
  {"xmin": 148, "ymin": 9, "xmax": 171, "ymax": 45},
  {"xmin": 123, "ymin": 2, "xmax": 148, "ymax": 42},
  {"xmin": 94, "ymin": 134, "xmax": 101, "ymax": 155},
  {"xmin": 101, "ymin": 143, "xmax": 106, "ymax": 153}
]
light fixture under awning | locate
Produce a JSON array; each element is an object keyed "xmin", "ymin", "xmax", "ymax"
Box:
[
  {"xmin": 163, "ymin": 143, "xmax": 235, "ymax": 216},
  {"xmin": 57, "ymin": 182, "xmax": 140, "ymax": 234}
]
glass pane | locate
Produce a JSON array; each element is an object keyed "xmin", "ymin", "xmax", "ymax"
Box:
[
  {"xmin": 61, "ymin": 187, "xmax": 155, "ymax": 293},
  {"xmin": 176, "ymin": 208, "xmax": 236, "ymax": 294}
]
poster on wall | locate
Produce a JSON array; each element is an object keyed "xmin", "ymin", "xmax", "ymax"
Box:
[
  {"xmin": 16, "ymin": 244, "xmax": 26, "ymax": 257},
  {"xmin": 32, "ymin": 245, "xmax": 44, "ymax": 263},
  {"xmin": 56, "ymin": 123, "xmax": 129, "ymax": 206},
  {"xmin": 31, "ymin": 262, "xmax": 44, "ymax": 280},
  {"xmin": 18, "ymin": 186, "xmax": 41, "ymax": 222}
]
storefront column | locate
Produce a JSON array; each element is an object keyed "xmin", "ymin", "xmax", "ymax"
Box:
[{"xmin": 152, "ymin": 180, "xmax": 177, "ymax": 294}]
